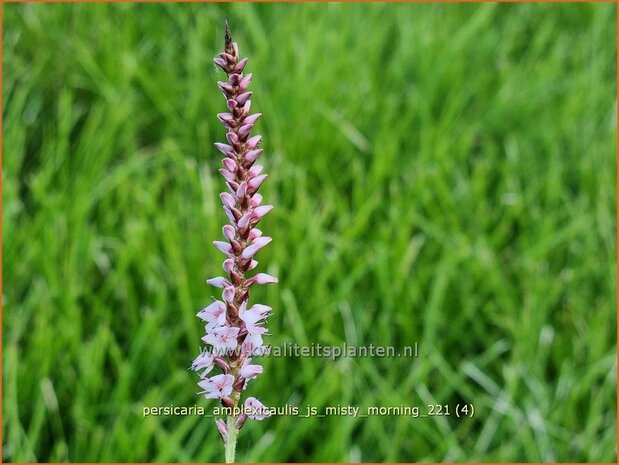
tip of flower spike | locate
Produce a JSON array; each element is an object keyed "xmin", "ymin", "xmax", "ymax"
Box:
[{"xmin": 224, "ymin": 19, "xmax": 232, "ymax": 49}]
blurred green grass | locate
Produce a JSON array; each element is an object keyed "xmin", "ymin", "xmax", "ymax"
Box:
[{"xmin": 2, "ymin": 2, "xmax": 617, "ymax": 462}]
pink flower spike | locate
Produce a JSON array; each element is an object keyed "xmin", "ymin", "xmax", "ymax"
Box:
[
  {"xmin": 244, "ymin": 149, "xmax": 263, "ymax": 166},
  {"xmin": 240, "ymin": 358, "xmax": 263, "ymax": 381},
  {"xmin": 244, "ymin": 397, "xmax": 270, "ymax": 420},
  {"xmin": 198, "ymin": 374, "xmax": 235, "ymax": 399},
  {"xmin": 198, "ymin": 26, "xmax": 278, "ymax": 445},
  {"xmin": 206, "ymin": 276, "xmax": 232, "ymax": 288},
  {"xmin": 248, "ymin": 174, "xmax": 268, "ymax": 192},
  {"xmin": 241, "ymin": 236, "xmax": 272, "ymax": 259},
  {"xmin": 246, "ymin": 135, "xmax": 262, "ymax": 150}
]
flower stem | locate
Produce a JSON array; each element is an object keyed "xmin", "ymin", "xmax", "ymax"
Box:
[{"xmin": 224, "ymin": 415, "xmax": 238, "ymax": 463}]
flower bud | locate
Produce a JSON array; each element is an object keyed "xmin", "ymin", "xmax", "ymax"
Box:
[
  {"xmin": 215, "ymin": 418, "xmax": 228, "ymax": 443},
  {"xmin": 220, "ymin": 396, "xmax": 235, "ymax": 409},
  {"xmin": 243, "ymin": 113, "xmax": 262, "ymax": 126},
  {"xmin": 219, "ymin": 169, "xmax": 235, "ymax": 183},
  {"xmin": 251, "ymin": 273, "xmax": 278, "ymax": 285},
  {"xmin": 248, "ymin": 164, "xmax": 263, "ymax": 178},
  {"xmin": 247, "ymin": 174, "xmax": 268, "ymax": 192},
  {"xmin": 223, "ymin": 286, "xmax": 235, "ymax": 304},
  {"xmin": 220, "ymin": 193, "xmax": 236, "ymax": 210},
  {"xmin": 227, "ymin": 99, "xmax": 238, "ymax": 111},
  {"xmin": 222, "ymin": 158, "xmax": 237, "ymax": 172},
  {"xmin": 217, "ymin": 81, "xmax": 234, "ymax": 96},
  {"xmin": 244, "ymin": 149, "xmax": 263, "ymax": 166},
  {"xmin": 246, "ymin": 135, "xmax": 262, "ymax": 150},
  {"xmin": 213, "ymin": 57, "xmax": 227, "ymax": 69},
  {"xmin": 238, "ymin": 124, "xmax": 254, "ymax": 140},
  {"xmin": 222, "ymin": 259, "xmax": 235, "ymax": 274},
  {"xmin": 235, "ymin": 413, "xmax": 248, "ymax": 430},
  {"xmin": 226, "ymin": 132, "xmax": 239, "ymax": 145},
  {"xmin": 214, "ymin": 142, "xmax": 235, "ymax": 157},
  {"xmin": 233, "ymin": 58, "xmax": 248, "ymax": 73},
  {"xmin": 236, "ymin": 91, "xmax": 252, "ymax": 105},
  {"xmin": 238, "ymin": 73, "xmax": 253, "ymax": 92},
  {"xmin": 233, "ymin": 376, "xmax": 246, "ymax": 392},
  {"xmin": 248, "ymin": 228, "xmax": 263, "ymax": 240}
]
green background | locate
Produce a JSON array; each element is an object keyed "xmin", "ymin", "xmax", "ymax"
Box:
[{"xmin": 3, "ymin": 2, "xmax": 617, "ymax": 462}]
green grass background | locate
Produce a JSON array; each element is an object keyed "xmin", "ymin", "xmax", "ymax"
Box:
[{"xmin": 3, "ymin": 2, "xmax": 617, "ymax": 462}]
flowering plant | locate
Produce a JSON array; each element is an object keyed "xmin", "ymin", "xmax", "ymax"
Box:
[{"xmin": 190, "ymin": 21, "xmax": 276, "ymax": 463}]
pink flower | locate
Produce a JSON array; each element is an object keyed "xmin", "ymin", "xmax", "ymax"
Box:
[
  {"xmin": 203, "ymin": 325, "xmax": 240, "ymax": 352},
  {"xmin": 239, "ymin": 358, "xmax": 263, "ymax": 381},
  {"xmin": 252, "ymin": 205, "xmax": 273, "ymax": 221},
  {"xmin": 206, "ymin": 276, "xmax": 232, "ymax": 288},
  {"xmin": 241, "ymin": 333, "xmax": 264, "ymax": 354},
  {"xmin": 191, "ymin": 350, "xmax": 215, "ymax": 378},
  {"xmin": 244, "ymin": 397, "xmax": 270, "ymax": 420},
  {"xmin": 198, "ymin": 374, "xmax": 235, "ymax": 399},
  {"xmin": 222, "ymin": 286, "xmax": 235, "ymax": 304},
  {"xmin": 240, "ymin": 303, "xmax": 271, "ymax": 329},
  {"xmin": 248, "ymin": 273, "xmax": 278, "ymax": 285},
  {"xmin": 241, "ymin": 236, "xmax": 272, "ymax": 259},
  {"xmin": 197, "ymin": 301, "xmax": 226, "ymax": 330},
  {"xmin": 213, "ymin": 241, "xmax": 233, "ymax": 257}
]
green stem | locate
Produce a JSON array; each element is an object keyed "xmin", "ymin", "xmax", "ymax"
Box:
[{"xmin": 224, "ymin": 415, "xmax": 238, "ymax": 463}]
